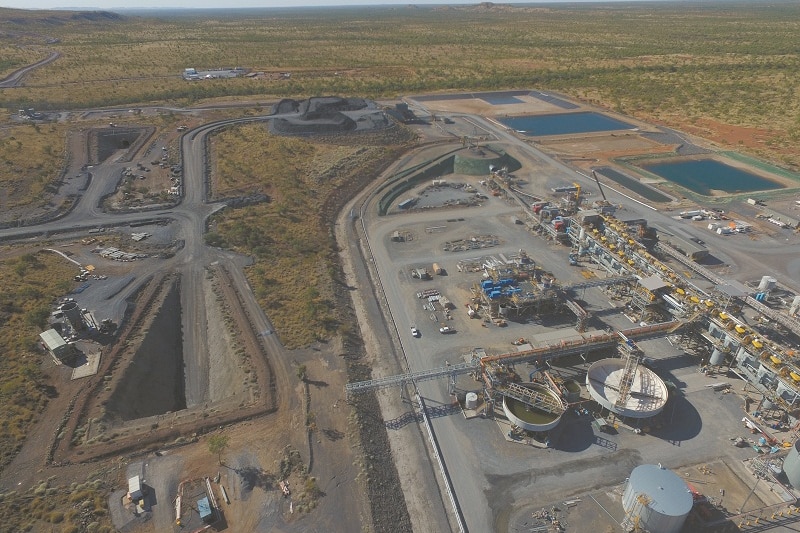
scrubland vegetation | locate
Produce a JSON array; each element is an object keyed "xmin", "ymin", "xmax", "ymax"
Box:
[
  {"xmin": 0, "ymin": 252, "xmax": 73, "ymax": 469},
  {"xmin": 0, "ymin": 123, "xmax": 68, "ymax": 209},
  {"xmin": 0, "ymin": 253, "xmax": 115, "ymax": 532},
  {"xmin": 0, "ymin": 476, "xmax": 113, "ymax": 532},
  {"xmin": 207, "ymin": 123, "xmax": 412, "ymax": 348}
]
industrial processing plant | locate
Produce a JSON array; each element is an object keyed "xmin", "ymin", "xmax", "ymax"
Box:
[{"xmin": 345, "ymin": 90, "xmax": 800, "ymax": 532}]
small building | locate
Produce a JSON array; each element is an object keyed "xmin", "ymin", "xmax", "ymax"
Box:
[
  {"xmin": 660, "ymin": 234, "xmax": 708, "ymax": 261},
  {"xmin": 128, "ymin": 476, "xmax": 143, "ymax": 501},
  {"xmin": 576, "ymin": 208, "xmax": 600, "ymax": 226},
  {"xmin": 765, "ymin": 209, "xmax": 800, "ymax": 229},
  {"xmin": 39, "ymin": 329, "xmax": 75, "ymax": 364}
]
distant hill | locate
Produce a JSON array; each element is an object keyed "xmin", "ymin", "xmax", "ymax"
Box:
[{"xmin": 0, "ymin": 7, "xmax": 124, "ymax": 26}]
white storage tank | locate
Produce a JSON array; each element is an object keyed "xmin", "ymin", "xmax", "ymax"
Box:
[
  {"xmin": 465, "ymin": 392, "xmax": 478, "ymax": 410},
  {"xmin": 709, "ymin": 347, "xmax": 725, "ymax": 366},
  {"xmin": 622, "ymin": 464, "xmax": 692, "ymax": 533},
  {"xmin": 782, "ymin": 440, "xmax": 800, "ymax": 489}
]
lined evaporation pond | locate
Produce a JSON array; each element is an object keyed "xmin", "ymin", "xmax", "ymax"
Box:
[
  {"xmin": 640, "ymin": 159, "xmax": 784, "ymax": 196},
  {"xmin": 106, "ymin": 279, "xmax": 186, "ymax": 421},
  {"xmin": 499, "ymin": 112, "xmax": 634, "ymax": 136}
]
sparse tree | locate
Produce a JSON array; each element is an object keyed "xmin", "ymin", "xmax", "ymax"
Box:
[
  {"xmin": 207, "ymin": 434, "xmax": 229, "ymax": 465},
  {"xmin": 296, "ymin": 364, "xmax": 307, "ymax": 382}
]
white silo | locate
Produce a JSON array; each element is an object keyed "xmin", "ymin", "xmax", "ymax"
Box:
[
  {"xmin": 782, "ymin": 440, "xmax": 800, "ymax": 489},
  {"xmin": 622, "ymin": 464, "xmax": 692, "ymax": 533}
]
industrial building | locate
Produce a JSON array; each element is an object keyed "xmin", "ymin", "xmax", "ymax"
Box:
[
  {"xmin": 652, "ymin": 232, "xmax": 708, "ymax": 261},
  {"xmin": 39, "ymin": 328, "xmax": 76, "ymax": 364}
]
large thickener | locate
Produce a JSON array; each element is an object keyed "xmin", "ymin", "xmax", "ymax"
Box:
[
  {"xmin": 622, "ymin": 464, "xmax": 692, "ymax": 533},
  {"xmin": 586, "ymin": 358, "xmax": 668, "ymax": 419},
  {"xmin": 782, "ymin": 440, "xmax": 800, "ymax": 489}
]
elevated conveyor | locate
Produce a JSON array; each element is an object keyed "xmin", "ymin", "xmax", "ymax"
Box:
[
  {"xmin": 562, "ymin": 275, "xmax": 639, "ymax": 292},
  {"xmin": 346, "ymin": 360, "xmax": 476, "ymax": 396}
]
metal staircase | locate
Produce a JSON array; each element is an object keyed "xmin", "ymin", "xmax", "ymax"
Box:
[{"xmin": 615, "ymin": 354, "xmax": 640, "ymax": 408}]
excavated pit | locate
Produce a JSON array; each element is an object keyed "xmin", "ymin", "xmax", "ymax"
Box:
[{"xmin": 104, "ymin": 278, "xmax": 185, "ymax": 421}]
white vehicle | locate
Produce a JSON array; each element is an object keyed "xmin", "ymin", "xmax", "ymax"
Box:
[
  {"xmin": 439, "ymin": 326, "xmax": 455, "ymax": 334},
  {"xmin": 411, "ymin": 326, "xmax": 420, "ymax": 338}
]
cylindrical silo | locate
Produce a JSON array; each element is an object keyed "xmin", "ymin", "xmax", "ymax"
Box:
[
  {"xmin": 60, "ymin": 301, "xmax": 85, "ymax": 331},
  {"xmin": 759, "ymin": 276, "xmax": 777, "ymax": 292},
  {"xmin": 709, "ymin": 348, "xmax": 725, "ymax": 366},
  {"xmin": 782, "ymin": 440, "xmax": 800, "ymax": 489},
  {"xmin": 622, "ymin": 464, "xmax": 692, "ymax": 533}
]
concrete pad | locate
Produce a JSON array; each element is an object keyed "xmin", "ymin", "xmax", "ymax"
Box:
[{"xmin": 71, "ymin": 351, "xmax": 100, "ymax": 379}]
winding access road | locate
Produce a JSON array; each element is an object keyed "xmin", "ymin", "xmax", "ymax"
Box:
[{"xmin": 0, "ymin": 51, "xmax": 60, "ymax": 88}]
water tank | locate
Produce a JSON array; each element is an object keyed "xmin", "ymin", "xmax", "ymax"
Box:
[
  {"xmin": 465, "ymin": 392, "xmax": 478, "ymax": 410},
  {"xmin": 759, "ymin": 276, "xmax": 777, "ymax": 292},
  {"xmin": 60, "ymin": 301, "xmax": 85, "ymax": 331},
  {"xmin": 782, "ymin": 440, "xmax": 800, "ymax": 489},
  {"xmin": 502, "ymin": 383, "xmax": 563, "ymax": 432},
  {"xmin": 622, "ymin": 464, "xmax": 692, "ymax": 533},
  {"xmin": 709, "ymin": 348, "xmax": 725, "ymax": 366}
]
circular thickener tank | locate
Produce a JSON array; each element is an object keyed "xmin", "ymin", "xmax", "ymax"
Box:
[
  {"xmin": 709, "ymin": 348, "xmax": 725, "ymax": 366},
  {"xmin": 465, "ymin": 392, "xmax": 478, "ymax": 410},
  {"xmin": 502, "ymin": 383, "xmax": 563, "ymax": 432},
  {"xmin": 586, "ymin": 358, "xmax": 668, "ymax": 418},
  {"xmin": 623, "ymin": 464, "xmax": 692, "ymax": 533},
  {"xmin": 782, "ymin": 440, "xmax": 800, "ymax": 489}
]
